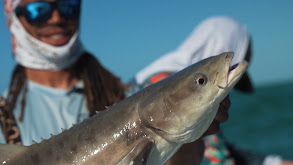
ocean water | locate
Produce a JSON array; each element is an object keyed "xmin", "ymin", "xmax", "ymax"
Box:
[{"xmin": 222, "ymin": 81, "xmax": 293, "ymax": 160}]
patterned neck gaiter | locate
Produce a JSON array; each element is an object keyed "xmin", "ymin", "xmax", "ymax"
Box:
[{"xmin": 4, "ymin": 0, "xmax": 84, "ymax": 70}]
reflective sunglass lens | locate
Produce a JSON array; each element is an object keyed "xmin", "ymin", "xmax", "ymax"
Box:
[
  {"xmin": 25, "ymin": 2, "xmax": 51, "ymax": 24},
  {"xmin": 15, "ymin": 0, "xmax": 80, "ymax": 24},
  {"xmin": 58, "ymin": 0, "xmax": 81, "ymax": 19}
]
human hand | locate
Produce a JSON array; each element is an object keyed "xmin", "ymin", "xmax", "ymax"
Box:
[{"xmin": 165, "ymin": 139, "xmax": 205, "ymax": 165}]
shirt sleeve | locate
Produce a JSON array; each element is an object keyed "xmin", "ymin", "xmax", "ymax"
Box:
[{"xmin": 0, "ymin": 126, "xmax": 6, "ymax": 144}]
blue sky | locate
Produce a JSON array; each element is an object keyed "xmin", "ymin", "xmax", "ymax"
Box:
[{"xmin": 0, "ymin": 1, "xmax": 293, "ymax": 93}]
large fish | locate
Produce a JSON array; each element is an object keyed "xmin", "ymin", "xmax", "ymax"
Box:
[{"xmin": 0, "ymin": 52, "xmax": 247, "ymax": 165}]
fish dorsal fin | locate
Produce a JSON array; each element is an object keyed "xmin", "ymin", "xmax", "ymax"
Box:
[{"xmin": 0, "ymin": 144, "xmax": 28, "ymax": 163}]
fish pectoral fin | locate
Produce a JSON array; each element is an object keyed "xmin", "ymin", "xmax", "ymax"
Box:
[
  {"xmin": 0, "ymin": 144, "xmax": 28, "ymax": 163},
  {"xmin": 117, "ymin": 139, "xmax": 154, "ymax": 165}
]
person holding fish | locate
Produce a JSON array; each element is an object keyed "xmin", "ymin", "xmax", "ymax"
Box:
[
  {"xmin": 131, "ymin": 16, "xmax": 293, "ymax": 165},
  {"xmin": 0, "ymin": 0, "xmax": 233, "ymax": 164}
]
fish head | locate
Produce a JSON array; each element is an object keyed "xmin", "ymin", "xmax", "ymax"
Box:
[{"xmin": 139, "ymin": 52, "xmax": 248, "ymax": 143}]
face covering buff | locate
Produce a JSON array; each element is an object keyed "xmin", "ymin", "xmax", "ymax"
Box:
[{"xmin": 4, "ymin": 0, "xmax": 84, "ymax": 70}]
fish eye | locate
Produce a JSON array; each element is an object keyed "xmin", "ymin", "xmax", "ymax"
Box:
[
  {"xmin": 198, "ymin": 78, "xmax": 205, "ymax": 84},
  {"xmin": 194, "ymin": 73, "xmax": 208, "ymax": 86}
]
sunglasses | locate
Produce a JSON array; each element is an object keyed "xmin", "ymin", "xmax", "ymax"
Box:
[{"xmin": 15, "ymin": 0, "xmax": 81, "ymax": 25}]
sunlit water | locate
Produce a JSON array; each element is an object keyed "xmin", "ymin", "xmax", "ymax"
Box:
[{"xmin": 222, "ymin": 81, "xmax": 293, "ymax": 159}]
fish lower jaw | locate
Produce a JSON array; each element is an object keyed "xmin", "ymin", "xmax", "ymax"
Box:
[
  {"xmin": 227, "ymin": 61, "xmax": 248, "ymax": 85},
  {"xmin": 216, "ymin": 70, "xmax": 244, "ymax": 89}
]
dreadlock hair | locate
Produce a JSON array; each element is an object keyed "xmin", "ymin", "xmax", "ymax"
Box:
[
  {"xmin": 2, "ymin": 52, "xmax": 126, "ymax": 139},
  {"xmin": 72, "ymin": 52, "xmax": 127, "ymax": 116}
]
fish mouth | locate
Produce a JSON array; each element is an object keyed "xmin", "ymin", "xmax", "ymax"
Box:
[{"xmin": 216, "ymin": 53, "xmax": 248, "ymax": 89}]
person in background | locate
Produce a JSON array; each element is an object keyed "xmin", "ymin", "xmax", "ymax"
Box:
[
  {"xmin": 0, "ymin": 0, "xmax": 126, "ymax": 146},
  {"xmin": 0, "ymin": 0, "xmax": 231, "ymax": 164},
  {"xmin": 130, "ymin": 16, "xmax": 293, "ymax": 165}
]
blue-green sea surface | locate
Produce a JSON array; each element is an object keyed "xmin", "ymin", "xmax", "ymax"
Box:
[{"xmin": 222, "ymin": 81, "xmax": 293, "ymax": 160}]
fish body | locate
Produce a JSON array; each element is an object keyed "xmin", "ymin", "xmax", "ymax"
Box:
[{"xmin": 0, "ymin": 52, "xmax": 248, "ymax": 165}]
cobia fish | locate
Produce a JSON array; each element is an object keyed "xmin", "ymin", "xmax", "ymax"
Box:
[{"xmin": 0, "ymin": 52, "xmax": 248, "ymax": 165}]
